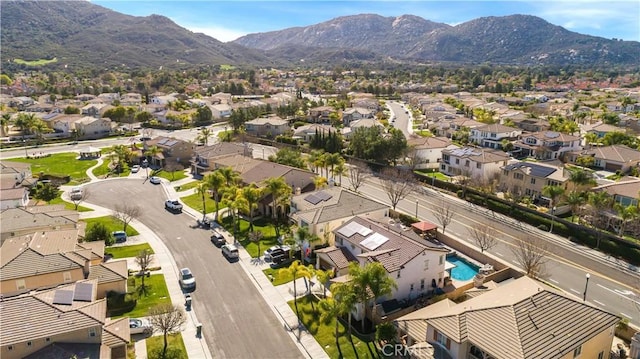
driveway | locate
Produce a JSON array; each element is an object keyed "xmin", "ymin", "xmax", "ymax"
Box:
[{"xmin": 84, "ymin": 179, "xmax": 302, "ymax": 359}]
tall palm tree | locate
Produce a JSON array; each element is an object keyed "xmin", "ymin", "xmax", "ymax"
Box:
[
  {"xmin": 0, "ymin": 113, "xmax": 11, "ymax": 137},
  {"xmin": 568, "ymin": 168, "xmax": 596, "ymax": 192},
  {"xmin": 325, "ymin": 153, "xmax": 343, "ymax": 181},
  {"xmin": 195, "ymin": 183, "xmax": 209, "ymax": 221},
  {"xmin": 333, "ymin": 161, "xmax": 347, "ymax": 187},
  {"xmin": 313, "ymin": 175, "xmax": 328, "ymax": 189},
  {"xmin": 316, "ymin": 152, "xmax": 329, "ymax": 178},
  {"xmin": 218, "ymin": 166, "xmax": 241, "ymax": 187},
  {"xmin": 587, "ymin": 191, "xmax": 613, "ymax": 248},
  {"xmin": 222, "ymin": 186, "xmax": 248, "ymax": 235},
  {"xmin": 315, "ymin": 269, "xmax": 333, "ymax": 299},
  {"xmin": 278, "ymin": 260, "xmax": 313, "ymax": 316},
  {"xmin": 307, "ymin": 149, "xmax": 324, "ymax": 174},
  {"xmin": 264, "ymin": 176, "xmax": 289, "ymax": 220},
  {"xmin": 542, "ymin": 185, "xmax": 565, "ymax": 210},
  {"xmin": 318, "ymin": 284, "xmax": 350, "ymax": 358},
  {"xmin": 14, "ymin": 113, "xmax": 37, "ymax": 139},
  {"xmin": 30, "ymin": 119, "xmax": 51, "ymax": 144},
  {"xmin": 241, "ymin": 184, "xmax": 262, "ymax": 231},
  {"xmin": 199, "ymin": 128, "xmax": 212, "ymax": 146},
  {"xmin": 364, "ymin": 262, "xmax": 397, "ymax": 327},
  {"xmin": 143, "ymin": 145, "xmax": 162, "ymax": 168},
  {"xmin": 204, "ymin": 171, "xmax": 225, "ymax": 220},
  {"xmin": 615, "ymin": 204, "xmax": 639, "ymax": 236},
  {"xmin": 564, "ymin": 191, "xmax": 586, "ymax": 223}
]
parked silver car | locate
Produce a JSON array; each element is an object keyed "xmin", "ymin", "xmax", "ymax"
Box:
[
  {"xmin": 179, "ymin": 267, "xmax": 196, "ymax": 289},
  {"xmin": 129, "ymin": 318, "xmax": 152, "ymax": 335}
]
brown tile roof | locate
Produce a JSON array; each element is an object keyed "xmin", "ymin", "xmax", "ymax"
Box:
[
  {"xmin": 194, "ymin": 142, "xmax": 253, "ymax": 159},
  {"xmin": 0, "ymin": 248, "xmax": 83, "ymax": 280},
  {"xmin": 102, "ymin": 317, "xmax": 130, "ymax": 347},
  {"xmin": 291, "ymin": 188, "xmax": 388, "ymax": 225},
  {"xmin": 443, "ymin": 147, "xmax": 510, "ymax": 163},
  {"xmin": 595, "ymin": 177, "xmax": 640, "ymax": 199},
  {"xmin": 586, "ymin": 145, "xmax": 640, "ymax": 164},
  {"xmin": 395, "ymin": 277, "xmax": 620, "ymax": 359},
  {"xmin": 407, "ymin": 136, "xmax": 454, "ymax": 150},
  {"xmin": 315, "ymin": 246, "xmax": 357, "ymax": 269},
  {"xmin": 88, "ymin": 260, "xmax": 128, "ymax": 284},
  {"xmin": 0, "ymin": 186, "xmax": 27, "ymax": 200},
  {"xmin": 209, "ymin": 154, "xmax": 263, "ymax": 176}
]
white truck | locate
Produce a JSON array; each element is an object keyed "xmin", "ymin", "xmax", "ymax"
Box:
[{"xmin": 164, "ymin": 199, "xmax": 183, "ymax": 213}]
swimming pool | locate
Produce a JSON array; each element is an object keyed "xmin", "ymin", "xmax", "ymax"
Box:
[{"xmin": 446, "ymin": 255, "xmax": 480, "ymax": 281}]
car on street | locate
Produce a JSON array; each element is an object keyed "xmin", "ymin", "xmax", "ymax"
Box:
[
  {"xmin": 210, "ymin": 230, "xmax": 226, "ymax": 246},
  {"xmin": 149, "ymin": 176, "xmax": 161, "ymax": 184},
  {"xmin": 222, "ymin": 243, "xmax": 239, "ymax": 260},
  {"xmin": 69, "ymin": 187, "xmax": 83, "ymax": 200},
  {"xmin": 179, "ymin": 267, "xmax": 196, "ymax": 290},
  {"xmin": 112, "ymin": 231, "xmax": 127, "ymax": 243},
  {"xmin": 129, "ymin": 318, "xmax": 152, "ymax": 335},
  {"xmin": 165, "ymin": 199, "xmax": 183, "ymax": 213},
  {"xmin": 131, "ymin": 165, "xmax": 141, "ymax": 173}
]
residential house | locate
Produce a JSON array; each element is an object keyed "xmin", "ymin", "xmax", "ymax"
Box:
[
  {"xmin": 75, "ymin": 94, "xmax": 96, "ymax": 102},
  {"xmin": 97, "ymin": 92, "xmax": 120, "ymax": 103},
  {"xmin": 394, "ymin": 276, "xmax": 620, "ymax": 359},
  {"xmin": 513, "ymin": 131, "xmax": 582, "ymax": 160},
  {"xmin": 81, "ymin": 103, "xmax": 109, "ymax": 118},
  {"xmin": 244, "ymin": 116, "xmax": 290, "ymax": 138},
  {"xmin": 51, "ymin": 114, "xmax": 83, "ymax": 135},
  {"xmin": 0, "ymin": 183, "xmax": 29, "ymax": 209},
  {"xmin": 433, "ymin": 118, "xmax": 484, "ymax": 139},
  {"xmin": 74, "ymin": 117, "xmax": 113, "ymax": 140},
  {"xmin": 143, "ymin": 136, "xmax": 195, "ymax": 167},
  {"xmin": 342, "ymin": 107, "xmax": 376, "ymax": 126},
  {"xmin": 469, "ymin": 124, "xmax": 522, "ymax": 149},
  {"xmin": 150, "ymin": 92, "xmax": 179, "ymax": 105},
  {"xmin": 440, "ymin": 147, "xmax": 510, "ymax": 180},
  {"xmin": 342, "ymin": 118, "xmax": 384, "ymax": 139},
  {"xmin": 88, "ymin": 259, "xmax": 129, "ymax": 298},
  {"xmin": 568, "ymin": 145, "xmax": 640, "ymax": 173},
  {"xmin": 509, "ymin": 115, "xmax": 550, "ymax": 133},
  {"xmin": 407, "ymin": 137, "xmax": 460, "ymax": 170},
  {"xmin": 0, "ymin": 280, "xmax": 129, "ymax": 359},
  {"xmin": 0, "ymin": 228, "xmax": 108, "ymax": 297},
  {"xmin": 594, "ymin": 177, "xmax": 640, "ymax": 207},
  {"xmin": 292, "ymin": 124, "xmax": 337, "ymax": 143},
  {"xmin": 500, "ymin": 161, "xmax": 570, "ymax": 200},
  {"xmin": 210, "ymin": 103, "xmax": 232, "ymax": 119},
  {"xmin": 351, "ymin": 97, "xmax": 380, "ymax": 111},
  {"xmin": 308, "ymin": 106, "xmax": 336, "ymax": 123},
  {"xmin": 325, "ymin": 216, "xmax": 449, "ymax": 308},
  {"xmin": 119, "ymin": 93, "xmax": 142, "ymax": 106},
  {"xmin": 190, "ymin": 142, "xmax": 253, "ymax": 176},
  {"xmin": 290, "ymin": 187, "xmax": 389, "ymax": 244},
  {"xmin": 209, "ymin": 92, "xmax": 233, "ymax": 105},
  {"xmin": 0, "ymin": 205, "xmax": 83, "ymax": 243},
  {"xmin": 0, "ymin": 161, "xmax": 35, "ymax": 188},
  {"xmin": 586, "ymin": 122, "xmax": 623, "ymax": 139}
]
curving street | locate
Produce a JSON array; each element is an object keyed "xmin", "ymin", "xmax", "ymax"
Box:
[{"xmin": 84, "ymin": 179, "xmax": 303, "ymax": 359}]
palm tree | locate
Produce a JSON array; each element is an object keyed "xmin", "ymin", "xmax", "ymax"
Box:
[
  {"xmin": 333, "ymin": 161, "xmax": 347, "ymax": 187},
  {"xmin": 14, "ymin": 113, "xmax": 37, "ymax": 139},
  {"xmin": 615, "ymin": 204, "xmax": 639, "ymax": 236},
  {"xmin": 30, "ymin": 119, "xmax": 50, "ymax": 144},
  {"xmin": 222, "ymin": 186, "xmax": 248, "ymax": 235},
  {"xmin": 568, "ymin": 168, "xmax": 596, "ymax": 192},
  {"xmin": 325, "ymin": 153, "xmax": 343, "ymax": 181},
  {"xmin": 198, "ymin": 128, "xmax": 212, "ymax": 146},
  {"xmin": 278, "ymin": 260, "xmax": 313, "ymax": 316},
  {"xmin": 318, "ymin": 284, "xmax": 350, "ymax": 358},
  {"xmin": 218, "ymin": 166, "xmax": 241, "ymax": 187},
  {"xmin": 241, "ymin": 184, "xmax": 262, "ymax": 231},
  {"xmin": 143, "ymin": 145, "xmax": 162, "ymax": 168},
  {"xmin": 315, "ymin": 269, "xmax": 333, "ymax": 298},
  {"xmin": 0, "ymin": 113, "xmax": 11, "ymax": 137},
  {"xmin": 587, "ymin": 191, "xmax": 613, "ymax": 248},
  {"xmin": 196, "ymin": 183, "xmax": 209, "ymax": 221},
  {"xmin": 204, "ymin": 171, "xmax": 225, "ymax": 220},
  {"xmin": 307, "ymin": 149, "xmax": 324, "ymax": 174},
  {"xmin": 584, "ymin": 132, "xmax": 599, "ymax": 148},
  {"xmin": 542, "ymin": 185, "xmax": 565, "ymax": 210},
  {"xmin": 313, "ymin": 175, "xmax": 328, "ymax": 189},
  {"xmin": 364, "ymin": 262, "xmax": 397, "ymax": 326},
  {"xmin": 264, "ymin": 177, "xmax": 291, "ymax": 236},
  {"xmin": 564, "ymin": 191, "xmax": 586, "ymax": 222}
]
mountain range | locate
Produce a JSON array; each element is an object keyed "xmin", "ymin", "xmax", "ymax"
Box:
[{"xmin": 1, "ymin": 0, "xmax": 639, "ymax": 71}]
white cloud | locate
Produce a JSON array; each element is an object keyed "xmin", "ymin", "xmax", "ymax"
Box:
[{"xmin": 185, "ymin": 25, "xmax": 248, "ymax": 42}]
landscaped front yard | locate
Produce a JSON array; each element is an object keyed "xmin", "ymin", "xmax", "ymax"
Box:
[
  {"xmin": 146, "ymin": 333, "xmax": 187, "ymax": 359},
  {"xmin": 11, "ymin": 152, "xmax": 97, "ymax": 184},
  {"xmin": 180, "ymin": 191, "xmax": 227, "ymax": 215},
  {"xmin": 219, "ymin": 217, "xmax": 279, "ymax": 258},
  {"xmin": 153, "ymin": 169, "xmax": 188, "ymax": 182},
  {"xmin": 83, "ymin": 216, "xmax": 140, "ymax": 237},
  {"xmin": 290, "ymin": 295, "xmax": 378, "ymax": 359},
  {"xmin": 115, "ymin": 274, "xmax": 171, "ymax": 318},
  {"xmin": 105, "ymin": 243, "xmax": 154, "ymax": 259},
  {"xmin": 49, "ymin": 190, "xmax": 93, "ymax": 212}
]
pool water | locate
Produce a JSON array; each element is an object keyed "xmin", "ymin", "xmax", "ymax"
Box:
[{"xmin": 447, "ymin": 256, "xmax": 480, "ymax": 281}]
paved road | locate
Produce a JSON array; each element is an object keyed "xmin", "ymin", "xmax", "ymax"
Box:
[
  {"xmin": 359, "ymin": 177, "xmax": 640, "ymax": 327},
  {"xmin": 387, "ymin": 101, "xmax": 412, "ymax": 138},
  {"xmin": 84, "ymin": 179, "xmax": 302, "ymax": 359}
]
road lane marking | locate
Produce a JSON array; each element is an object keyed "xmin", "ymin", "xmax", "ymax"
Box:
[
  {"xmin": 597, "ymin": 284, "xmax": 640, "ymax": 306},
  {"xmin": 620, "ymin": 312, "xmax": 633, "ymax": 320},
  {"xmin": 593, "ymin": 300, "xmax": 605, "ymax": 306},
  {"xmin": 494, "ymin": 252, "xmax": 504, "ymax": 257},
  {"xmin": 570, "ymin": 288, "xmax": 580, "ymax": 295},
  {"xmin": 549, "ymin": 279, "xmax": 559, "ymax": 284}
]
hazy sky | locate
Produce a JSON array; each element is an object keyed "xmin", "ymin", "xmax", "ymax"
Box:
[{"xmin": 92, "ymin": 1, "xmax": 640, "ymax": 42}]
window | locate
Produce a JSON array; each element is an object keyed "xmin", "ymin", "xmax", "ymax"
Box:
[
  {"xmin": 597, "ymin": 352, "xmax": 604, "ymax": 359},
  {"xmin": 16, "ymin": 279, "xmax": 26, "ymax": 290},
  {"xmin": 464, "ymin": 160, "xmax": 470, "ymax": 167},
  {"xmin": 420, "ymin": 279, "xmax": 425, "ymax": 290},
  {"xmin": 455, "ymin": 159, "xmax": 459, "ymax": 164},
  {"xmin": 45, "ymin": 337, "xmax": 51, "ymax": 343},
  {"xmin": 573, "ymin": 345, "xmax": 582, "ymax": 358},
  {"xmin": 8, "ymin": 345, "xmax": 13, "ymax": 351},
  {"xmin": 439, "ymin": 255, "xmax": 444, "ymax": 265},
  {"xmin": 27, "ymin": 341, "xmax": 32, "ymax": 347},
  {"xmin": 63, "ymin": 271, "xmax": 72, "ymax": 282},
  {"xmin": 476, "ymin": 162, "xmax": 481, "ymax": 169},
  {"xmin": 396, "ymin": 270, "xmax": 401, "ymax": 279},
  {"xmin": 424, "ymin": 260, "xmax": 429, "ymax": 270},
  {"xmin": 89, "ymin": 327, "xmax": 97, "ymax": 337},
  {"xmin": 410, "ymin": 284, "xmax": 414, "ymax": 291},
  {"xmin": 530, "ymin": 178, "xmax": 536, "ymax": 184},
  {"xmin": 490, "ymin": 133, "xmax": 496, "ymax": 138}
]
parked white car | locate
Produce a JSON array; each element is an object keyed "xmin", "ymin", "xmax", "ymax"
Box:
[
  {"xmin": 69, "ymin": 187, "xmax": 83, "ymax": 200},
  {"xmin": 179, "ymin": 267, "xmax": 196, "ymax": 289},
  {"xmin": 149, "ymin": 176, "xmax": 161, "ymax": 184},
  {"xmin": 129, "ymin": 318, "xmax": 152, "ymax": 335},
  {"xmin": 131, "ymin": 165, "xmax": 141, "ymax": 173}
]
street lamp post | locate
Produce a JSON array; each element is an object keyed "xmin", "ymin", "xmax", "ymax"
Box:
[
  {"xmin": 415, "ymin": 199, "xmax": 419, "ymax": 219},
  {"xmin": 23, "ymin": 140, "xmax": 28, "ymax": 158},
  {"xmin": 549, "ymin": 206, "xmax": 557, "ymax": 233},
  {"xmin": 583, "ymin": 273, "xmax": 590, "ymax": 301}
]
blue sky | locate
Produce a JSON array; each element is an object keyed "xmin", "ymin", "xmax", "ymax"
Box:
[{"xmin": 92, "ymin": 1, "xmax": 640, "ymax": 42}]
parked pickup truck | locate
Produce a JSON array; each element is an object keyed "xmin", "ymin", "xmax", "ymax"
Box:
[{"xmin": 164, "ymin": 199, "xmax": 183, "ymax": 213}]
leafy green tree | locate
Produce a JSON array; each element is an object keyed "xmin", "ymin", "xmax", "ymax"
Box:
[
  {"xmin": 85, "ymin": 222, "xmax": 113, "ymax": 245},
  {"xmin": 14, "ymin": 113, "xmax": 37, "ymax": 138},
  {"xmin": 194, "ymin": 106, "xmax": 213, "ymax": 125},
  {"xmin": 32, "ymin": 182, "xmax": 58, "ymax": 203},
  {"xmin": 349, "ymin": 262, "xmax": 397, "ymax": 332},
  {"xmin": 264, "ymin": 176, "xmax": 292, "ymax": 237},
  {"xmin": 277, "ymin": 261, "xmax": 313, "ymax": 316},
  {"xmin": 268, "ymin": 148, "xmax": 306, "ymax": 169},
  {"xmin": 64, "ymin": 106, "xmax": 80, "ymax": 114},
  {"xmin": 564, "ymin": 191, "xmax": 586, "ymax": 222},
  {"xmin": 241, "ymin": 185, "xmax": 262, "ymax": 231},
  {"xmin": 542, "ymin": 185, "xmax": 565, "ymax": 209}
]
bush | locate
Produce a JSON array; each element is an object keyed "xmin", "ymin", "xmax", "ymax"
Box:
[
  {"xmin": 292, "ymin": 121, "xmax": 307, "ymax": 129},
  {"xmin": 85, "ymin": 222, "xmax": 114, "ymax": 245},
  {"xmin": 456, "ymin": 189, "xmax": 464, "ymax": 198}
]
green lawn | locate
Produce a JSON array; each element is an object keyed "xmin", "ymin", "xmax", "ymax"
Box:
[
  {"xmin": 92, "ymin": 160, "xmax": 131, "ymax": 178},
  {"xmin": 220, "ymin": 217, "xmax": 280, "ymax": 257},
  {"xmin": 414, "ymin": 130, "xmax": 433, "ymax": 137},
  {"xmin": 49, "ymin": 191, "xmax": 93, "ymax": 212},
  {"xmin": 180, "ymin": 192, "xmax": 226, "ymax": 215},
  {"xmin": 13, "ymin": 57, "xmax": 58, "ymax": 66},
  {"xmin": 119, "ymin": 274, "xmax": 171, "ymax": 318},
  {"xmin": 290, "ymin": 295, "xmax": 377, "ymax": 359},
  {"xmin": 146, "ymin": 333, "xmax": 187, "ymax": 359},
  {"xmin": 105, "ymin": 243, "xmax": 154, "ymax": 259},
  {"xmin": 414, "ymin": 169, "xmax": 450, "ymax": 181},
  {"xmin": 83, "ymin": 216, "xmax": 140, "ymax": 237},
  {"xmin": 11, "ymin": 152, "xmax": 97, "ymax": 184},
  {"xmin": 153, "ymin": 169, "xmax": 188, "ymax": 182},
  {"xmin": 175, "ymin": 180, "xmax": 201, "ymax": 192}
]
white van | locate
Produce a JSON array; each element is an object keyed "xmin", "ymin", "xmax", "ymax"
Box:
[{"xmin": 221, "ymin": 244, "xmax": 239, "ymax": 260}]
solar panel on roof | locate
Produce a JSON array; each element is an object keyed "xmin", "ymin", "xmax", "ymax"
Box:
[
  {"xmin": 304, "ymin": 194, "xmax": 322, "ymax": 205},
  {"xmin": 53, "ymin": 289, "xmax": 74, "ymax": 305},
  {"xmin": 316, "ymin": 191, "xmax": 333, "ymax": 201},
  {"xmin": 74, "ymin": 282, "xmax": 94, "ymax": 302},
  {"xmin": 166, "ymin": 140, "xmax": 179, "ymax": 147},
  {"xmin": 158, "ymin": 138, "xmax": 170, "ymax": 145},
  {"xmin": 361, "ymin": 232, "xmax": 389, "ymax": 250},
  {"xmin": 338, "ymin": 221, "xmax": 372, "ymax": 238}
]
